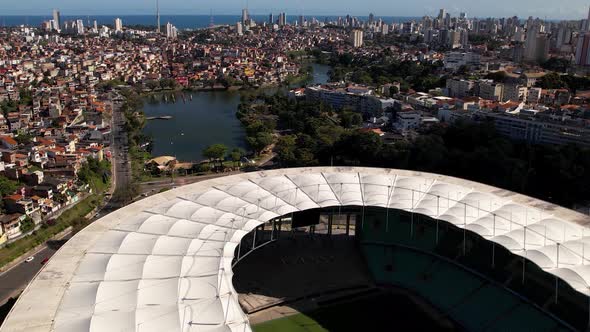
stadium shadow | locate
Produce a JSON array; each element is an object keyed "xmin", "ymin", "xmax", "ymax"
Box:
[
  {"xmin": 233, "ymin": 206, "xmax": 589, "ymax": 331},
  {"xmin": 233, "ymin": 232, "xmax": 460, "ymax": 331}
]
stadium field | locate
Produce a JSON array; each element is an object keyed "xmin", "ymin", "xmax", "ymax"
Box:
[{"xmin": 252, "ymin": 292, "xmax": 456, "ymax": 332}]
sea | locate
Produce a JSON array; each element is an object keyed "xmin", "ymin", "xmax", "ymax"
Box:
[{"xmin": 0, "ymin": 15, "xmax": 418, "ymax": 29}]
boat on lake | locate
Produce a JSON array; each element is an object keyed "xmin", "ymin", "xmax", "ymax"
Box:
[{"xmin": 146, "ymin": 115, "xmax": 173, "ymax": 120}]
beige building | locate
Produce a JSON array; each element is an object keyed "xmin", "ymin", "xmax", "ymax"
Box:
[{"xmin": 351, "ymin": 29, "xmax": 364, "ymax": 48}]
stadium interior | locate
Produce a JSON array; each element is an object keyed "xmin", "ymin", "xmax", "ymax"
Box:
[{"xmin": 233, "ymin": 206, "xmax": 589, "ymax": 331}]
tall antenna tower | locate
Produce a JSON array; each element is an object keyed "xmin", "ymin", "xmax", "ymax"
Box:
[{"xmin": 156, "ymin": 0, "xmax": 161, "ymax": 33}]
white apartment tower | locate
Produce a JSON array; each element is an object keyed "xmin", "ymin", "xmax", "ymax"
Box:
[
  {"xmin": 114, "ymin": 18, "xmax": 123, "ymax": 32},
  {"xmin": 166, "ymin": 22, "xmax": 178, "ymax": 39},
  {"xmin": 52, "ymin": 9, "xmax": 61, "ymax": 31},
  {"xmin": 76, "ymin": 19, "xmax": 85, "ymax": 35},
  {"xmin": 351, "ymin": 29, "xmax": 364, "ymax": 48}
]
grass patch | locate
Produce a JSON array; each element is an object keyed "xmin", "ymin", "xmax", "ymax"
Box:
[
  {"xmin": 254, "ymin": 313, "xmax": 328, "ymax": 332},
  {"xmin": 253, "ymin": 292, "xmax": 450, "ymax": 332}
]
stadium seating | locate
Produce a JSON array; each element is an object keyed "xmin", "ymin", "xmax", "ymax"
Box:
[{"xmin": 361, "ymin": 243, "xmax": 572, "ymax": 331}]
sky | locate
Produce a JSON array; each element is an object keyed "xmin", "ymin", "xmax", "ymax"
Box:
[{"xmin": 0, "ymin": 0, "xmax": 588, "ymax": 19}]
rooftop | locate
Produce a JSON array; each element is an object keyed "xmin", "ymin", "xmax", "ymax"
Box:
[{"xmin": 2, "ymin": 167, "xmax": 589, "ymax": 332}]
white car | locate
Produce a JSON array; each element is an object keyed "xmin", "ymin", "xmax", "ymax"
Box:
[{"xmin": 25, "ymin": 256, "xmax": 34, "ymax": 263}]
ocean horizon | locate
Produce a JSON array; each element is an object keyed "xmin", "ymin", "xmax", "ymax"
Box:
[{"xmin": 0, "ymin": 15, "xmax": 419, "ymax": 29}]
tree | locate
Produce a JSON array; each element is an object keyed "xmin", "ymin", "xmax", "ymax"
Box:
[
  {"xmin": 247, "ymin": 132, "xmax": 273, "ymax": 156},
  {"xmin": 389, "ymin": 85, "xmax": 399, "ymax": 96},
  {"xmin": 203, "ymin": 144, "xmax": 228, "ymax": 170},
  {"xmin": 230, "ymin": 148, "xmax": 245, "ymax": 169},
  {"xmin": 276, "ymin": 135, "xmax": 298, "ymax": 166},
  {"xmin": 537, "ymin": 73, "xmax": 567, "ymax": 89},
  {"xmin": 340, "ymin": 111, "xmax": 363, "ymax": 128},
  {"xmin": 0, "ymin": 176, "xmax": 18, "ymax": 197},
  {"xmin": 541, "ymin": 58, "xmax": 571, "ymax": 73},
  {"xmin": 15, "ymin": 133, "xmax": 33, "ymax": 145}
]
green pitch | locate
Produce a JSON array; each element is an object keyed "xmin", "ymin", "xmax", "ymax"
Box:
[
  {"xmin": 252, "ymin": 292, "xmax": 447, "ymax": 332},
  {"xmin": 253, "ymin": 313, "xmax": 329, "ymax": 332}
]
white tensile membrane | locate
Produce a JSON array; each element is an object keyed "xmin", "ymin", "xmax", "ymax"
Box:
[{"xmin": 2, "ymin": 167, "xmax": 589, "ymax": 332}]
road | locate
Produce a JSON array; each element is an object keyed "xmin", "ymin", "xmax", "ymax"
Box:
[
  {"xmin": 0, "ymin": 92, "xmax": 272, "ymax": 308},
  {"xmin": 137, "ymin": 171, "xmax": 243, "ymax": 200},
  {"xmin": 0, "ymin": 93, "xmax": 131, "ymax": 308},
  {"xmin": 0, "ymin": 235, "xmax": 71, "ymax": 307},
  {"xmin": 109, "ymin": 93, "xmax": 132, "ymax": 203}
]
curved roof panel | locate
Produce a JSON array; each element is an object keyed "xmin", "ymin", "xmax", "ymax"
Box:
[{"xmin": 2, "ymin": 167, "xmax": 589, "ymax": 332}]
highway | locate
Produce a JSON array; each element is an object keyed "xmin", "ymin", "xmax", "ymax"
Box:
[
  {"xmin": 0, "ymin": 93, "xmax": 130, "ymax": 309},
  {"xmin": 108, "ymin": 92, "xmax": 132, "ymax": 208},
  {"xmin": 0, "ymin": 92, "xmax": 270, "ymax": 312},
  {"xmin": 0, "ymin": 235, "xmax": 71, "ymax": 310}
]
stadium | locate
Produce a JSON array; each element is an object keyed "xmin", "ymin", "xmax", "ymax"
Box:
[{"xmin": 2, "ymin": 167, "xmax": 590, "ymax": 332}]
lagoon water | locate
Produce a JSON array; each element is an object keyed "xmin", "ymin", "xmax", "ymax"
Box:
[{"xmin": 143, "ymin": 63, "xmax": 331, "ymax": 161}]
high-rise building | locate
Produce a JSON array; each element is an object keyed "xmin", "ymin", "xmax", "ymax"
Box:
[
  {"xmin": 555, "ymin": 25, "xmax": 571, "ymax": 50},
  {"xmin": 278, "ymin": 13, "xmax": 287, "ymax": 26},
  {"xmin": 52, "ymin": 9, "xmax": 61, "ymax": 31},
  {"xmin": 576, "ymin": 33, "xmax": 590, "ymax": 66},
  {"xmin": 242, "ymin": 8, "xmax": 249, "ymax": 25},
  {"xmin": 269, "ymin": 13, "xmax": 274, "ymax": 25},
  {"xmin": 438, "ymin": 8, "xmax": 446, "ymax": 20},
  {"xmin": 114, "ymin": 18, "xmax": 123, "ymax": 32},
  {"xmin": 298, "ymin": 15, "xmax": 305, "ymax": 27},
  {"xmin": 351, "ymin": 29, "xmax": 363, "ymax": 48},
  {"xmin": 523, "ymin": 24, "xmax": 548, "ymax": 63},
  {"xmin": 156, "ymin": 0, "xmax": 161, "ymax": 33},
  {"xmin": 75, "ymin": 19, "xmax": 85, "ymax": 35},
  {"xmin": 42, "ymin": 21, "xmax": 52, "ymax": 31},
  {"xmin": 236, "ymin": 22, "xmax": 243, "ymax": 36},
  {"xmin": 448, "ymin": 30, "xmax": 461, "ymax": 49},
  {"xmin": 166, "ymin": 22, "xmax": 177, "ymax": 39},
  {"xmin": 424, "ymin": 29, "xmax": 436, "ymax": 44},
  {"xmin": 93, "ymin": 20, "xmax": 98, "ymax": 33},
  {"xmin": 369, "ymin": 13, "xmax": 375, "ymax": 25}
]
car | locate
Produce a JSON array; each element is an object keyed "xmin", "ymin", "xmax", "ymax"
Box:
[
  {"xmin": 25, "ymin": 256, "xmax": 34, "ymax": 263},
  {"xmin": 41, "ymin": 257, "xmax": 49, "ymax": 265}
]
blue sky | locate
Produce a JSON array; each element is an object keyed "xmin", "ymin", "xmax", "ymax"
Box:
[{"xmin": 0, "ymin": 0, "xmax": 588, "ymax": 19}]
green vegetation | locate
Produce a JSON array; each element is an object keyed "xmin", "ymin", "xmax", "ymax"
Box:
[
  {"xmin": 240, "ymin": 94, "xmax": 590, "ymax": 208},
  {"xmin": 254, "ymin": 313, "xmax": 328, "ymax": 332},
  {"xmin": 77, "ymin": 157, "xmax": 111, "ymax": 193},
  {"xmin": 144, "ymin": 78, "xmax": 179, "ymax": 91},
  {"xmin": 537, "ymin": 73, "xmax": 590, "ymax": 92},
  {"xmin": 203, "ymin": 144, "xmax": 228, "ymax": 169},
  {"xmin": 0, "ymin": 194, "xmax": 102, "ymax": 268},
  {"xmin": 541, "ymin": 58, "xmax": 572, "ymax": 73},
  {"xmin": 120, "ymin": 88, "xmax": 148, "ymax": 200},
  {"xmin": 468, "ymin": 34, "xmax": 504, "ymax": 51},
  {"xmin": 0, "ymin": 176, "xmax": 19, "ymax": 213},
  {"xmin": 329, "ymin": 56, "xmax": 445, "ymax": 92},
  {"xmin": 237, "ymin": 96, "xmax": 279, "ymax": 156},
  {"xmin": 253, "ymin": 292, "xmax": 445, "ymax": 332},
  {"xmin": 19, "ymin": 217, "xmax": 34, "ymax": 233},
  {"xmin": 0, "ymin": 176, "xmax": 19, "ymax": 198}
]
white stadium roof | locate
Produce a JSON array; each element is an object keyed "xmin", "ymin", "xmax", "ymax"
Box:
[{"xmin": 2, "ymin": 167, "xmax": 589, "ymax": 332}]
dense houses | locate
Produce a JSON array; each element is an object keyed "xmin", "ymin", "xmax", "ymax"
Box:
[
  {"xmin": 0, "ymin": 22, "xmax": 356, "ymax": 245},
  {"xmin": 291, "ymin": 77, "xmax": 590, "ymax": 148},
  {"xmin": 0, "ymin": 27, "xmax": 115, "ymax": 245},
  {"xmin": 2, "ymin": 6, "xmax": 590, "ymax": 245}
]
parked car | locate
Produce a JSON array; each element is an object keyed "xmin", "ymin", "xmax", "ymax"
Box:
[
  {"xmin": 25, "ymin": 256, "xmax": 35, "ymax": 263},
  {"xmin": 41, "ymin": 257, "xmax": 49, "ymax": 265}
]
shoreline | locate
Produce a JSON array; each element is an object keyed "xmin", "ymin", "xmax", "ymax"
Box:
[{"xmin": 139, "ymin": 62, "xmax": 330, "ymax": 165}]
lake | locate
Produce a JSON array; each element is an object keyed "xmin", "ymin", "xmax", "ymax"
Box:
[{"xmin": 142, "ymin": 62, "xmax": 331, "ymax": 161}]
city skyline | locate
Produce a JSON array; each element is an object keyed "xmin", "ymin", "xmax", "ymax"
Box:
[{"xmin": 0, "ymin": 0, "xmax": 588, "ymax": 20}]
